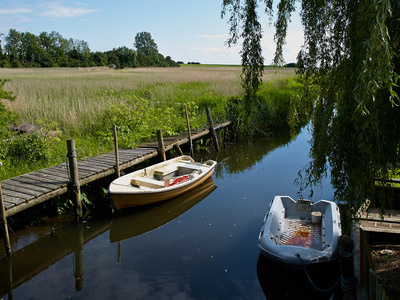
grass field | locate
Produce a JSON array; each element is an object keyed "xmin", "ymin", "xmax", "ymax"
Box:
[
  {"xmin": 0, "ymin": 66, "xmax": 298, "ymax": 180},
  {"xmin": 1, "ymin": 66, "xmax": 295, "ymax": 130}
]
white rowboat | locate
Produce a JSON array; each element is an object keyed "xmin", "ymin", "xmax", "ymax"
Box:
[
  {"xmin": 109, "ymin": 155, "xmax": 217, "ymax": 210},
  {"xmin": 258, "ymin": 196, "xmax": 341, "ymax": 267}
]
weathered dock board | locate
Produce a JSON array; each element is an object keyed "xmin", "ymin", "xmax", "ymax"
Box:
[
  {"xmin": 1, "ymin": 121, "xmax": 231, "ymax": 218},
  {"xmin": 360, "ymin": 208, "xmax": 400, "ymax": 234}
]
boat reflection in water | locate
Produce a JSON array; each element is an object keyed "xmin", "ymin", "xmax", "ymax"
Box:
[
  {"xmin": 257, "ymin": 253, "xmax": 343, "ymax": 300},
  {"xmin": 110, "ymin": 177, "xmax": 217, "ymax": 243}
]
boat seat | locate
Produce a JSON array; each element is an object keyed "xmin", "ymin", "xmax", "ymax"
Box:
[
  {"xmin": 153, "ymin": 162, "xmax": 203, "ymax": 179},
  {"xmin": 131, "ymin": 177, "xmax": 165, "ymax": 188},
  {"xmin": 176, "ymin": 162, "xmax": 204, "ymax": 171},
  {"xmin": 154, "ymin": 165, "xmax": 178, "ymax": 178}
]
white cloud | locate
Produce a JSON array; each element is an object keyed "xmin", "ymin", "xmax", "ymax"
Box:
[
  {"xmin": 38, "ymin": 1, "xmax": 100, "ymax": 18},
  {"xmin": 0, "ymin": 8, "xmax": 32, "ymax": 14}
]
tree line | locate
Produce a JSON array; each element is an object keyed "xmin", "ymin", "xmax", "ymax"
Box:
[{"xmin": 0, "ymin": 29, "xmax": 180, "ymax": 69}]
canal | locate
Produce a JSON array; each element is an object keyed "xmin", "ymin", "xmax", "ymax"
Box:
[{"xmin": 0, "ymin": 126, "xmax": 342, "ymax": 299}]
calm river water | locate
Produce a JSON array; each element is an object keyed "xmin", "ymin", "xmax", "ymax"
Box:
[{"xmin": 0, "ymin": 126, "xmax": 343, "ymax": 299}]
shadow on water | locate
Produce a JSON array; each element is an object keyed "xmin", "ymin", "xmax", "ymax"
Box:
[{"xmin": 257, "ymin": 253, "xmax": 343, "ymax": 299}]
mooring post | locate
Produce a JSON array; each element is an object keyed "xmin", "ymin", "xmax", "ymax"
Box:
[
  {"xmin": 67, "ymin": 139, "xmax": 82, "ymax": 220},
  {"xmin": 0, "ymin": 183, "xmax": 11, "ymax": 258},
  {"xmin": 185, "ymin": 105, "xmax": 194, "ymax": 158},
  {"xmin": 157, "ymin": 129, "xmax": 166, "ymax": 161},
  {"xmin": 113, "ymin": 124, "xmax": 120, "ymax": 177},
  {"xmin": 206, "ymin": 108, "xmax": 220, "ymax": 151}
]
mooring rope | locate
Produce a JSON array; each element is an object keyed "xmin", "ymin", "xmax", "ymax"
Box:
[{"xmin": 296, "ymin": 253, "xmax": 342, "ymax": 293}]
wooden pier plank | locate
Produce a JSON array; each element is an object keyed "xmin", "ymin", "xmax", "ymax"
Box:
[
  {"xmin": 34, "ymin": 169, "xmax": 69, "ymax": 181},
  {"xmin": 1, "ymin": 189, "xmax": 34, "ymax": 202},
  {"xmin": 360, "ymin": 208, "xmax": 400, "ymax": 234},
  {"xmin": 0, "ymin": 181, "xmax": 44, "ymax": 197},
  {"xmin": 20, "ymin": 173, "xmax": 67, "ymax": 189},
  {"xmin": 11, "ymin": 174, "xmax": 63, "ymax": 190},
  {"xmin": 3, "ymin": 178, "xmax": 52, "ymax": 193},
  {"xmin": 83, "ymin": 156, "xmax": 116, "ymax": 165}
]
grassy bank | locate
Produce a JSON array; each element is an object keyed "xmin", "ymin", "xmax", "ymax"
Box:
[{"xmin": 0, "ymin": 66, "xmax": 302, "ymax": 180}]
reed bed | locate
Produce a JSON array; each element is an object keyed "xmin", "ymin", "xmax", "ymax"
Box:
[{"xmin": 1, "ymin": 66, "xmax": 294, "ymax": 132}]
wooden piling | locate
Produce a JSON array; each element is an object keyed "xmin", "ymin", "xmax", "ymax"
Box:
[
  {"xmin": 206, "ymin": 108, "xmax": 220, "ymax": 151},
  {"xmin": 113, "ymin": 124, "xmax": 120, "ymax": 177},
  {"xmin": 185, "ymin": 105, "xmax": 194, "ymax": 158},
  {"xmin": 157, "ymin": 130, "xmax": 166, "ymax": 161},
  {"xmin": 67, "ymin": 139, "xmax": 82, "ymax": 220},
  {"xmin": 0, "ymin": 183, "xmax": 11, "ymax": 258}
]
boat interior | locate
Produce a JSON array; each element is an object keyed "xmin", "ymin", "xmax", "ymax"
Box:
[
  {"xmin": 130, "ymin": 161, "xmax": 209, "ymax": 189},
  {"xmin": 269, "ymin": 197, "xmax": 335, "ymax": 251}
]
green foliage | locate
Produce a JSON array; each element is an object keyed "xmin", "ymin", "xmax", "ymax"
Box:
[
  {"xmin": 0, "ymin": 79, "xmax": 17, "ymax": 139},
  {"xmin": 93, "ymin": 88, "xmax": 214, "ymax": 148},
  {"xmin": 227, "ymin": 78, "xmax": 305, "ymax": 135},
  {"xmin": 222, "ymin": 0, "xmax": 270, "ymax": 108},
  {"xmin": 6, "ymin": 132, "xmax": 48, "ymax": 161}
]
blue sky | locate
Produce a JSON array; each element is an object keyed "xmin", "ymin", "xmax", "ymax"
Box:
[{"xmin": 0, "ymin": 0, "xmax": 303, "ymax": 65}]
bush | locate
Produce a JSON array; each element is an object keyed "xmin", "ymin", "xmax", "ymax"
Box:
[
  {"xmin": 0, "ymin": 59, "xmax": 11, "ymax": 68},
  {"xmin": 6, "ymin": 132, "xmax": 48, "ymax": 161},
  {"xmin": 11, "ymin": 60, "xmax": 23, "ymax": 68}
]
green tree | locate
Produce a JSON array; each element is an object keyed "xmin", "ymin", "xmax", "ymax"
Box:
[
  {"xmin": 114, "ymin": 46, "xmax": 137, "ymax": 68},
  {"xmin": 134, "ymin": 32, "xmax": 158, "ymax": 56},
  {"xmin": 22, "ymin": 32, "xmax": 44, "ymax": 67},
  {"xmin": 5, "ymin": 29, "xmax": 23, "ymax": 62},
  {"xmin": 92, "ymin": 51, "xmax": 108, "ymax": 66},
  {"xmin": 134, "ymin": 32, "xmax": 160, "ymax": 66},
  {"xmin": 222, "ymin": 0, "xmax": 400, "ymax": 220}
]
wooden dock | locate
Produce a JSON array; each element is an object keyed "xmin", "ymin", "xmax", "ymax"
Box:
[{"xmin": 0, "ymin": 121, "xmax": 231, "ymax": 218}]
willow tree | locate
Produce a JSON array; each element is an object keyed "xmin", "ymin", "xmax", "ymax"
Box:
[{"xmin": 222, "ymin": 0, "xmax": 400, "ymax": 219}]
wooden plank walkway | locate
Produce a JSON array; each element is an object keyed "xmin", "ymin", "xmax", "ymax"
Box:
[
  {"xmin": 1, "ymin": 121, "xmax": 231, "ymax": 217},
  {"xmin": 360, "ymin": 208, "xmax": 400, "ymax": 234}
]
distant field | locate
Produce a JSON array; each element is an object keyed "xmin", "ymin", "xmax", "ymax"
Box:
[{"xmin": 0, "ymin": 66, "xmax": 295, "ymax": 133}]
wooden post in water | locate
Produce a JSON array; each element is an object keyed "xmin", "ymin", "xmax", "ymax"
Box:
[
  {"xmin": 67, "ymin": 139, "xmax": 82, "ymax": 220},
  {"xmin": 157, "ymin": 130, "xmax": 166, "ymax": 161},
  {"xmin": 0, "ymin": 183, "xmax": 11, "ymax": 258},
  {"xmin": 185, "ymin": 105, "xmax": 194, "ymax": 158},
  {"xmin": 206, "ymin": 108, "xmax": 220, "ymax": 151},
  {"xmin": 113, "ymin": 124, "xmax": 120, "ymax": 177}
]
